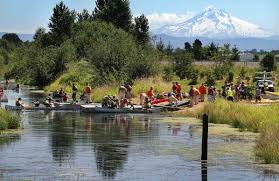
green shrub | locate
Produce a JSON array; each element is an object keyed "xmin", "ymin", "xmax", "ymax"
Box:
[{"xmin": 0, "ymin": 109, "xmax": 20, "ymax": 131}]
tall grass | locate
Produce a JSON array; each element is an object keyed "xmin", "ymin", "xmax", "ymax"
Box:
[
  {"xmin": 0, "ymin": 109, "xmax": 20, "ymax": 131},
  {"xmin": 198, "ymin": 99, "xmax": 279, "ymax": 163},
  {"xmin": 256, "ymin": 123, "xmax": 279, "ymax": 164}
]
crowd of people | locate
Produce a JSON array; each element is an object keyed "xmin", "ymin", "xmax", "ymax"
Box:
[{"xmin": 10, "ymin": 79, "xmax": 269, "ymax": 109}]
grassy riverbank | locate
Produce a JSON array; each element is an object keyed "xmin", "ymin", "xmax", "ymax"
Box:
[
  {"xmin": 196, "ymin": 100, "xmax": 279, "ymax": 164},
  {"xmin": 0, "ymin": 109, "xmax": 21, "ymax": 131}
]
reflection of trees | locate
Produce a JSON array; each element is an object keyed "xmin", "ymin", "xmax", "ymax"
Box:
[
  {"xmin": 90, "ymin": 115, "xmax": 131, "ymax": 179},
  {"xmin": 49, "ymin": 112, "xmax": 75, "ymax": 166},
  {"xmin": 0, "ymin": 134, "xmax": 21, "ymax": 150}
]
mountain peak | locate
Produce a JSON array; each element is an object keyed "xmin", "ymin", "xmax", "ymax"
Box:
[
  {"xmin": 203, "ymin": 5, "xmax": 219, "ymax": 13},
  {"xmin": 154, "ymin": 7, "xmax": 273, "ymax": 38}
]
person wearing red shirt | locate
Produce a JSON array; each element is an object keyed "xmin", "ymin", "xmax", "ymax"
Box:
[
  {"xmin": 198, "ymin": 83, "xmax": 207, "ymax": 102},
  {"xmin": 147, "ymin": 87, "xmax": 155, "ymax": 100},
  {"xmin": 85, "ymin": 82, "xmax": 92, "ymax": 103},
  {"xmin": 63, "ymin": 93, "xmax": 69, "ymax": 102}
]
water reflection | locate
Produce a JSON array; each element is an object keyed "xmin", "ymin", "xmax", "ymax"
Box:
[
  {"xmin": 91, "ymin": 115, "xmax": 130, "ymax": 178},
  {"xmin": 50, "ymin": 112, "xmax": 75, "ymax": 166},
  {"xmin": 45, "ymin": 112, "xmax": 156, "ymax": 179}
]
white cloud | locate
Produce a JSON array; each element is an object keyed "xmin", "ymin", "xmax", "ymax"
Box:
[{"xmin": 144, "ymin": 12, "xmax": 195, "ymax": 30}]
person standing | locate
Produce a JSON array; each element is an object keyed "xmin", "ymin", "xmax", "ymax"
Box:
[
  {"xmin": 188, "ymin": 86, "xmax": 195, "ymax": 107},
  {"xmin": 125, "ymin": 84, "xmax": 133, "ymax": 104},
  {"xmin": 176, "ymin": 82, "xmax": 182, "ymax": 101},
  {"xmin": 118, "ymin": 85, "xmax": 127, "ymax": 107},
  {"xmin": 226, "ymin": 87, "xmax": 234, "ymax": 101},
  {"xmin": 72, "ymin": 83, "xmax": 78, "ymax": 102},
  {"xmin": 193, "ymin": 87, "xmax": 200, "ymax": 105},
  {"xmin": 255, "ymin": 87, "xmax": 262, "ymax": 104},
  {"xmin": 198, "ymin": 83, "xmax": 207, "ymax": 102},
  {"xmin": 207, "ymin": 86, "xmax": 215, "ymax": 102},
  {"xmin": 5, "ymin": 79, "xmax": 10, "ymax": 90},
  {"xmin": 147, "ymin": 87, "xmax": 155, "ymax": 100},
  {"xmin": 85, "ymin": 83, "xmax": 92, "ymax": 104}
]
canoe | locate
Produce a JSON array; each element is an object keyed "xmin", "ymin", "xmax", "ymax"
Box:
[
  {"xmin": 5, "ymin": 103, "xmax": 81, "ymax": 111},
  {"xmin": 81, "ymin": 105, "xmax": 161, "ymax": 114},
  {"xmin": 0, "ymin": 98, "xmax": 8, "ymax": 102},
  {"xmin": 151, "ymin": 97, "xmax": 169, "ymax": 105}
]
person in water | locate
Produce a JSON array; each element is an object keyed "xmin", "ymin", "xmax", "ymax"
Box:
[
  {"xmin": 16, "ymin": 98, "xmax": 24, "ymax": 107},
  {"xmin": 15, "ymin": 84, "xmax": 20, "ymax": 92}
]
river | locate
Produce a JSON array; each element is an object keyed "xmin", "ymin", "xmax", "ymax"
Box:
[{"xmin": 0, "ymin": 86, "xmax": 278, "ymax": 180}]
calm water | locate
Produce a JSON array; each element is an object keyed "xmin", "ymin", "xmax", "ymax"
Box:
[{"xmin": 0, "ymin": 88, "xmax": 278, "ymax": 181}]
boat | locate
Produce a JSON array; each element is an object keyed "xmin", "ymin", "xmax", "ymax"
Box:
[
  {"xmin": 151, "ymin": 97, "xmax": 169, "ymax": 105},
  {"xmin": 5, "ymin": 103, "xmax": 81, "ymax": 111},
  {"xmin": 81, "ymin": 105, "xmax": 162, "ymax": 114},
  {"xmin": 0, "ymin": 98, "xmax": 8, "ymax": 102}
]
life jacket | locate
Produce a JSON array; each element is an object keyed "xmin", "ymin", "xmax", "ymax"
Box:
[
  {"xmin": 193, "ymin": 88, "xmax": 200, "ymax": 96},
  {"xmin": 147, "ymin": 90, "xmax": 154, "ymax": 98},
  {"xmin": 176, "ymin": 84, "xmax": 182, "ymax": 92},
  {"xmin": 85, "ymin": 86, "xmax": 91, "ymax": 94},
  {"xmin": 227, "ymin": 89, "xmax": 233, "ymax": 97},
  {"xmin": 199, "ymin": 86, "xmax": 207, "ymax": 94}
]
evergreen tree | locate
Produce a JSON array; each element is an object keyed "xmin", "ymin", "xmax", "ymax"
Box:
[
  {"xmin": 253, "ymin": 54, "xmax": 260, "ymax": 62},
  {"xmin": 156, "ymin": 38, "xmax": 164, "ymax": 52},
  {"xmin": 78, "ymin": 9, "xmax": 92, "ymax": 22},
  {"xmin": 134, "ymin": 14, "xmax": 149, "ymax": 45},
  {"xmin": 165, "ymin": 42, "xmax": 173, "ymax": 55},
  {"xmin": 230, "ymin": 46, "xmax": 240, "ymax": 61},
  {"xmin": 48, "ymin": 1, "xmax": 76, "ymax": 46},
  {"xmin": 1, "ymin": 33, "xmax": 22, "ymax": 46},
  {"xmin": 192, "ymin": 39, "xmax": 202, "ymax": 61},
  {"xmin": 184, "ymin": 42, "xmax": 192, "ymax": 52},
  {"xmin": 209, "ymin": 42, "xmax": 218, "ymax": 55},
  {"xmin": 94, "ymin": 0, "xmax": 132, "ymax": 32},
  {"xmin": 260, "ymin": 53, "xmax": 276, "ymax": 71}
]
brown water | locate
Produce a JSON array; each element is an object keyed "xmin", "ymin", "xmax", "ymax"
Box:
[{"xmin": 0, "ymin": 88, "xmax": 278, "ymax": 181}]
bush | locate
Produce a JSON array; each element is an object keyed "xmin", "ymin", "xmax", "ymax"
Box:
[
  {"xmin": 260, "ymin": 54, "xmax": 276, "ymax": 72},
  {"xmin": 0, "ymin": 109, "xmax": 20, "ymax": 131},
  {"xmin": 163, "ymin": 65, "xmax": 175, "ymax": 82},
  {"xmin": 205, "ymin": 72, "xmax": 216, "ymax": 86}
]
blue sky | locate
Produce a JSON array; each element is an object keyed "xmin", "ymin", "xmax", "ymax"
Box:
[{"xmin": 0, "ymin": 0, "xmax": 278, "ymax": 34}]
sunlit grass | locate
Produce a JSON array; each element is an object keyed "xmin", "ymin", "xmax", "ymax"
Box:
[{"xmin": 198, "ymin": 99, "xmax": 279, "ymax": 163}]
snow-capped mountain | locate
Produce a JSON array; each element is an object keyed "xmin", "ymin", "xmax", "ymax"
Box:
[{"xmin": 155, "ymin": 6, "xmax": 273, "ymax": 39}]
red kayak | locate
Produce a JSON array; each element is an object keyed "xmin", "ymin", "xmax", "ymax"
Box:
[{"xmin": 151, "ymin": 97, "xmax": 169, "ymax": 105}]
